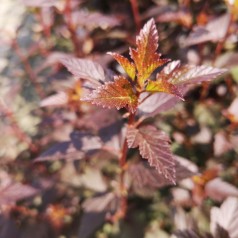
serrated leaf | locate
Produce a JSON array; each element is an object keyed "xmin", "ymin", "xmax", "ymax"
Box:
[
  {"xmin": 129, "ymin": 18, "xmax": 169, "ymax": 87},
  {"xmin": 61, "ymin": 57, "xmax": 105, "ymax": 87},
  {"xmin": 169, "ymin": 65, "xmax": 227, "ymax": 85},
  {"xmin": 159, "ymin": 60, "xmax": 227, "ymax": 85},
  {"xmin": 127, "ymin": 125, "xmax": 175, "ymax": 183},
  {"xmin": 146, "ymin": 79, "xmax": 184, "ymax": 99},
  {"xmin": 129, "ymin": 156, "xmax": 197, "ymax": 189},
  {"xmin": 81, "ymin": 76, "xmax": 138, "ymax": 113},
  {"xmin": 108, "ymin": 52, "xmax": 136, "ymax": 80}
]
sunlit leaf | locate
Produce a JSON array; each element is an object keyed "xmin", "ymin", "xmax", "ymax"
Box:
[
  {"xmin": 127, "ymin": 125, "xmax": 175, "ymax": 183},
  {"xmin": 146, "ymin": 78, "xmax": 184, "ymax": 99},
  {"xmin": 108, "ymin": 52, "xmax": 136, "ymax": 80},
  {"xmin": 159, "ymin": 61, "xmax": 227, "ymax": 85},
  {"xmin": 129, "ymin": 18, "xmax": 169, "ymax": 87},
  {"xmin": 225, "ymin": 0, "xmax": 238, "ymax": 16},
  {"xmin": 169, "ymin": 65, "xmax": 227, "ymax": 85},
  {"xmin": 82, "ymin": 76, "xmax": 138, "ymax": 113},
  {"xmin": 61, "ymin": 57, "xmax": 105, "ymax": 87}
]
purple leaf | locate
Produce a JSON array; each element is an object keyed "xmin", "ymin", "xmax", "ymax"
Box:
[
  {"xmin": 138, "ymin": 92, "xmax": 182, "ymax": 118},
  {"xmin": 160, "ymin": 61, "xmax": 227, "ymax": 85},
  {"xmin": 78, "ymin": 192, "xmax": 118, "ymax": 238},
  {"xmin": 129, "ymin": 155, "xmax": 198, "ymax": 189},
  {"xmin": 175, "ymin": 155, "xmax": 199, "ymax": 180},
  {"xmin": 205, "ymin": 178, "xmax": 238, "ymax": 202},
  {"xmin": 210, "ymin": 197, "xmax": 238, "ymax": 238},
  {"xmin": 127, "ymin": 125, "xmax": 175, "ymax": 184},
  {"xmin": 185, "ymin": 13, "xmax": 231, "ymax": 46},
  {"xmin": 61, "ymin": 57, "xmax": 105, "ymax": 87},
  {"xmin": 0, "ymin": 183, "xmax": 38, "ymax": 205},
  {"xmin": 35, "ymin": 131, "xmax": 102, "ymax": 161},
  {"xmin": 40, "ymin": 91, "xmax": 68, "ymax": 107},
  {"xmin": 71, "ymin": 11, "xmax": 121, "ymax": 30},
  {"xmin": 213, "ymin": 131, "xmax": 233, "ymax": 156},
  {"xmin": 215, "ymin": 52, "xmax": 238, "ymax": 69},
  {"xmin": 169, "ymin": 65, "xmax": 227, "ymax": 85}
]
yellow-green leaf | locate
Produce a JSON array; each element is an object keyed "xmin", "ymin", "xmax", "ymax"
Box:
[
  {"xmin": 129, "ymin": 19, "xmax": 169, "ymax": 87},
  {"xmin": 146, "ymin": 79, "xmax": 184, "ymax": 100},
  {"xmin": 108, "ymin": 52, "xmax": 136, "ymax": 80}
]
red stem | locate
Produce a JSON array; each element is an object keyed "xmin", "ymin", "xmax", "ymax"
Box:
[
  {"xmin": 113, "ymin": 112, "xmax": 136, "ymax": 221},
  {"xmin": 129, "ymin": 0, "xmax": 141, "ymax": 33},
  {"xmin": 64, "ymin": 0, "xmax": 82, "ymax": 57},
  {"xmin": 212, "ymin": 13, "xmax": 233, "ymax": 65}
]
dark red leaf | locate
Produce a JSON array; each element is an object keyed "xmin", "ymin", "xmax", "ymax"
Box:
[
  {"xmin": 128, "ymin": 155, "xmax": 198, "ymax": 189},
  {"xmin": 127, "ymin": 125, "xmax": 175, "ymax": 183}
]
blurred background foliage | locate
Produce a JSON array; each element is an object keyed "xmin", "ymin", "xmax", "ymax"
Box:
[{"xmin": 0, "ymin": 0, "xmax": 238, "ymax": 238}]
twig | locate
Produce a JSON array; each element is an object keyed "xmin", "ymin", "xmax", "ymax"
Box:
[
  {"xmin": 64, "ymin": 0, "xmax": 82, "ymax": 57},
  {"xmin": 129, "ymin": 0, "xmax": 141, "ymax": 33},
  {"xmin": 110, "ymin": 112, "xmax": 136, "ymax": 222}
]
